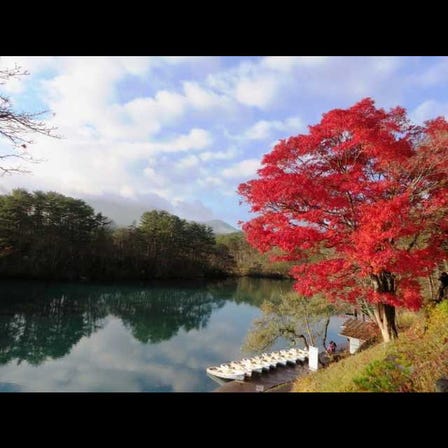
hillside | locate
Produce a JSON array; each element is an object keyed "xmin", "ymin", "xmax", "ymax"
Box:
[
  {"xmin": 84, "ymin": 196, "xmax": 238, "ymax": 234},
  {"xmin": 203, "ymin": 219, "xmax": 239, "ymax": 235},
  {"xmin": 292, "ymin": 302, "xmax": 448, "ymax": 392}
]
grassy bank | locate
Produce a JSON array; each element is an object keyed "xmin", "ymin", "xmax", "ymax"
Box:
[{"xmin": 292, "ymin": 301, "xmax": 448, "ymax": 392}]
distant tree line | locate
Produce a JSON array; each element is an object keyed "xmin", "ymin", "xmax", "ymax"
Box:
[
  {"xmin": 216, "ymin": 232, "xmax": 294, "ymax": 278},
  {"xmin": 0, "ymin": 189, "xmax": 290, "ymax": 281}
]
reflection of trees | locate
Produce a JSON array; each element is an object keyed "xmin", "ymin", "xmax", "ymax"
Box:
[
  {"xmin": 243, "ymin": 293, "xmax": 349, "ymax": 354},
  {"xmin": 0, "ymin": 281, "xmax": 227, "ymax": 365},
  {"xmin": 0, "ymin": 282, "xmax": 107, "ymax": 365},
  {"xmin": 206, "ymin": 277, "xmax": 293, "ymax": 307},
  {"xmin": 104, "ymin": 286, "xmax": 225, "ymax": 343}
]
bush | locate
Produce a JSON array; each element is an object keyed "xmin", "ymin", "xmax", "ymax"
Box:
[{"xmin": 353, "ymin": 355, "xmax": 412, "ymax": 392}]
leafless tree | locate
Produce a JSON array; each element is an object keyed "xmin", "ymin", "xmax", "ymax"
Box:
[{"xmin": 0, "ymin": 64, "xmax": 58, "ymax": 175}]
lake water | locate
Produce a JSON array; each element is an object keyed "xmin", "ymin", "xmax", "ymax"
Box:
[{"xmin": 0, "ymin": 278, "xmax": 346, "ymax": 392}]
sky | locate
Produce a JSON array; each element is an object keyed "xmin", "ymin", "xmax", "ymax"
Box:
[{"xmin": 1, "ymin": 56, "xmax": 448, "ymax": 228}]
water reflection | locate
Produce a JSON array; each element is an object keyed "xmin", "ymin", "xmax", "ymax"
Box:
[
  {"xmin": 0, "ymin": 278, "xmax": 343, "ymax": 392},
  {"xmin": 105, "ymin": 287, "xmax": 226, "ymax": 343},
  {"xmin": 0, "ymin": 281, "xmax": 229, "ymax": 366},
  {"xmin": 0, "ymin": 285, "xmax": 105, "ymax": 366}
]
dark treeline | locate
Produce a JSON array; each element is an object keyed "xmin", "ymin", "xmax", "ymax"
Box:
[{"xmin": 0, "ymin": 189, "xmax": 291, "ymax": 281}]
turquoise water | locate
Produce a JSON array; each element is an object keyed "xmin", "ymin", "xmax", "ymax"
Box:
[{"xmin": 0, "ymin": 278, "xmax": 346, "ymax": 392}]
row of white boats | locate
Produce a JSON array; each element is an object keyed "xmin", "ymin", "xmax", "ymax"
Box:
[{"xmin": 206, "ymin": 348, "xmax": 308, "ymax": 381}]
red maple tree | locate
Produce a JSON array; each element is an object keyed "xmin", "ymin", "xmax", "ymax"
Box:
[{"xmin": 238, "ymin": 98, "xmax": 448, "ymax": 342}]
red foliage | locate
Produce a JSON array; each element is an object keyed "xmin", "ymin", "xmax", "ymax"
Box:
[{"xmin": 239, "ymin": 98, "xmax": 448, "ymax": 311}]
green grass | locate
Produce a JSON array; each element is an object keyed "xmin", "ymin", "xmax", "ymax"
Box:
[
  {"xmin": 292, "ymin": 343, "xmax": 387, "ymax": 392},
  {"xmin": 293, "ymin": 302, "xmax": 448, "ymax": 392},
  {"xmin": 396, "ymin": 309, "xmax": 421, "ymax": 331}
]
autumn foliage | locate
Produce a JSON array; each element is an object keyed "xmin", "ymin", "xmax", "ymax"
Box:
[{"xmin": 239, "ymin": 98, "xmax": 448, "ymax": 340}]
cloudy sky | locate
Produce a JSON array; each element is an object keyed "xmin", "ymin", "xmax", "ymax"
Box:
[{"xmin": 0, "ymin": 56, "xmax": 447, "ymax": 227}]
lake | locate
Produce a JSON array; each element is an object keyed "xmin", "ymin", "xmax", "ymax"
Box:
[{"xmin": 0, "ymin": 277, "xmax": 347, "ymax": 392}]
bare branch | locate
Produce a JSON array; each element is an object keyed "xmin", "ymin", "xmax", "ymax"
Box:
[
  {"xmin": 0, "ymin": 64, "xmax": 59, "ymax": 175},
  {"xmin": 0, "ymin": 64, "xmax": 29, "ymax": 84}
]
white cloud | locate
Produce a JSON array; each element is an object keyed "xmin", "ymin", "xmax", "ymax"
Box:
[
  {"xmin": 173, "ymin": 199, "xmax": 215, "ymax": 221},
  {"xmin": 0, "ymin": 56, "xmax": 58, "ymax": 94},
  {"xmin": 245, "ymin": 116, "xmax": 304, "ymax": 140},
  {"xmin": 0, "ymin": 124, "xmax": 216, "ymax": 211},
  {"xmin": 0, "ymin": 57, "xmax": 226, "ymax": 222},
  {"xmin": 205, "ymin": 59, "xmax": 282, "ymax": 109},
  {"xmin": 245, "ymin": 121, "xmax": 273, "ymax": 140},
  {"xmin": 147, "ymin": 128, "xmax": 212, "ymax": 154},
  {"xmin": 116, "ymin": 57, "xmax": 152, "ymax": 76},
  {"xmin": 198, "ymin": 147, "xmax": 238, "ymax": 161},
  {"xmin": 7, "ymin": 126, "xmax": 213, "ymax": 200},
  {"xmin": 222, "ymin": 159, "xmax": 261, "ymax": 179},
  {"xmin": 234, "ymin": 76, "xmax": 279, "ymax": 108},
  {"xmin": 282, "ymin": 57, "xmax": 404, "ymax": 101},
  {"xmin": 410, "ymin": 99, "xmax": 448, "ymax": 124},
  {"xmin": 40, "ymin": 58, "xmax": 127, "ymax": 140},
  {"xmin": 407, "ymin": 57, "xmax": 448, "ymax": 88},
  {"xmin": 0, "ymin": 56, "xmax": 57, "ymax": 73},
  {"xmin": 183, "ymin": 81, "xmax": 231, "ymax": 110},
  {"xmin": 1, "ymin": 56, "xmax": 436, "ymax": 227},
  {"xmin": 124, "ymin": 90, "xmax": 186, "ymax": 136},
  {"xmin": 119, "ymin": 185, "xmax": 136, "ymax": 199},
  {"xmin": 197, "ymin": 176, "xmax": 224, "ymax": 188},
  {"xmin": 40, "ymin": 58, "xmax": 224, "ymax": 144},
  {"xmin": 160, "ymin": 56, "xmax": 195, "ymax": 65},
  {"xmin": 176, "ymin": 154, "xmax": 200, "ymax": 169},
  {"xmin": 143, "ymin": 166, "xmax": 169, "ymax": 187},
  {"xmin": 204, "ymin": 56, "xmax": 405, "ymax": 113},
  {"xmin": 261, "ymin": 56, "xmax": 328, "ymax": 72}
]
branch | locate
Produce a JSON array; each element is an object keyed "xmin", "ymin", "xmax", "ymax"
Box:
[
  {"xmin": 406, "ymin": 233, "xmax": 420, "ymax": 252},
  {"xmin": 0, "ymin": 65, "xmax": 59, "ymax": 174},
  {"xmin": 0, "ymin": 64, "xmax": 29, "ymax": 84}
]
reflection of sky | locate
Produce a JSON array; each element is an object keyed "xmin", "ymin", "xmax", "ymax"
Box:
[
  {"xmin": 0, "ymin": 303, "xmax": 261, "ymax": 392},
  {"xmin": 326, "ymin": 315, "xmax": 350, "ymax": 350},
  {"xmin": 0, "ymin": 280, "xmax": 351, "ymax": 392}
]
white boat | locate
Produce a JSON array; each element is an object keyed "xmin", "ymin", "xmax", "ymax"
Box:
[
  {"xmin": 266, "ymin": 353, "xmax": 289, "ymax": 366},
  {"xmin": 240, "ymin": 358, "xmax": 264, "ymax": 373},
  {"xmin": 280, "ymin": 349, "xmax": 301, "ymax": 363},
  {"xmin": 251, "ymin": 355, "xmax": 273, "ymax": 370},
  {"xmin": 206, "ymin": 365, "xmax": 246, "ymax": 381},
  {"xmin": 206, "ymin": 347, "xmax": 309, "ymax": 382},
  {"xmin": 278, "ymin": 349, "xmax": 299, "ymax": 363}
]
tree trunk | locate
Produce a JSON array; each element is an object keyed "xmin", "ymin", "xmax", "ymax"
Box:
[
  {"xmin": 297, "ymin": 334, "xmax": 309, "ymax": 350},
  {"xmin": 373, "ymin": 302, "xmax": 398, "ymax": 342},
  {"xmin": 436, "ymin": 272, "xmax": 448, "ymax": 303},
  {"xmin": 428, "ymin": 274, "xmax": 435, "ymax": 302},
  {"xmin": 371, "ymin": 270, "xmax": 398, "ymax": 342},
  {"xmin": 303, "ymin": 312, "xmax": 315, "ymax": 346},
  {"xmin": 321, "ymin": 317, "xmax": 330, "ymax": 350}
]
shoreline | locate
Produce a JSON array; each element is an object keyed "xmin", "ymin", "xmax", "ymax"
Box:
[
  {"xmin": 0, "ymin": 273, "xmax": 293, "ymax": 285},
  {"xmin": 213, "ymin": 361, "xmax": 308, "ymax": 393}
]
